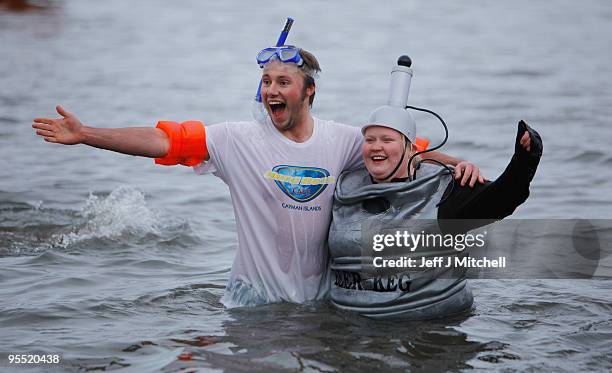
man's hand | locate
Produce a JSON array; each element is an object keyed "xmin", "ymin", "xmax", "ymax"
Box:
[
  {"xmin": 32, "ymin": 105, "xmax": 84, "ymax": 145},
  {"xmin": 33, "ymin": 105, "xmax": 171, "ymax": 158},
  {"xmin": 425, "ymin": 150, "xmax": 486, "ymax": 187},
  {"xmin": 454, "ymin": 161, "xmax": 485, "ymax": 187}
]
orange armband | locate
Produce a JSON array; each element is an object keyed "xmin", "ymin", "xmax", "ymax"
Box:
[
  {"xmin": 154, "ymin": 120, "xmax": 207, "ymax": 166},
  {"xmin": 415, "ymin": 136, "xmax": 429, "ymax": 152}
]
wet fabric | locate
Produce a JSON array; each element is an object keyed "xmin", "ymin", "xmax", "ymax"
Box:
[{"xmin": 194, "ymin": 118, "xmax": 363, "ymax": 307}]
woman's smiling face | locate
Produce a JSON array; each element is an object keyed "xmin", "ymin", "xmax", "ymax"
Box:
[{"xmin": 362, "ymin": 125, "xmax": 407, "ymax": 182}]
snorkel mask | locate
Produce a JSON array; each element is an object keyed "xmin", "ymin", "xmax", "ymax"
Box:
[{"xmin": 257, "ymin": 45, "xmax": 303, "ymax": 67}]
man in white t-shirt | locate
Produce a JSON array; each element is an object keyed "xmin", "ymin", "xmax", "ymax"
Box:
[{"xmin": 32, "ymin": 46, "xmax": 482, "ymax": 307}]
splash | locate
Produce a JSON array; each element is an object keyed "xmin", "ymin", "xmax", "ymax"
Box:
[{"xmin": 55, "ymin": 186, "xmax": 162, "ymax": 248}]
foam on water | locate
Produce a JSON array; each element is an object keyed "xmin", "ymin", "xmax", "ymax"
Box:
[
  {"xmin": 54, "ymin": 186, "xmax": 162, "ymax": 248},
  {"xmin": 0, "ymin": 186, "xmax": 195, "ymax": 257}
]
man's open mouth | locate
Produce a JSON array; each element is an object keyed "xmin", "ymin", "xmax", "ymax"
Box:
[{"xmin": 269, "ymin": 101, "xmax": 286, "ymax": 114}]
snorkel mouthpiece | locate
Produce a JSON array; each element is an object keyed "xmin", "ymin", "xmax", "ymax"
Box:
[{"xmin": 364, "ymin": 55, "xmax": 417, "ymax": 143}]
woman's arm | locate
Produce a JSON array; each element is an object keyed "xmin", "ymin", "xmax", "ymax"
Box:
[{"xmin": 438, "ymin": 120, "xmax": 542, "ymax": 223}]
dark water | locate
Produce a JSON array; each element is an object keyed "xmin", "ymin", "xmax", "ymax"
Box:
[{"xmin": 2, "ymin": 0, "xmax": 612, "ymax": 371}]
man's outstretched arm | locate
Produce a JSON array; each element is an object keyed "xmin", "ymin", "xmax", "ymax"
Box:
[{"xmin": 32, "ymin": 105, "xmax": 170, "ymax": 158}]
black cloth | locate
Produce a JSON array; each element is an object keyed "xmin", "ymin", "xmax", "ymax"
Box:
[{"xmin": 437, "ymin": 120, "xmax": 542, "ymax": 232}]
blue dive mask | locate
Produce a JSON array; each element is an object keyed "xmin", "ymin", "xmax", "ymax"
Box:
[{"xmin": 256, "ymin": 45, "xmax": 303, "ymax": 67}]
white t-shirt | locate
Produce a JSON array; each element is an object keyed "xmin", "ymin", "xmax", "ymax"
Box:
[{"xmin": 194, "ymin": 117, "xmax": 363, "ymax": 307}]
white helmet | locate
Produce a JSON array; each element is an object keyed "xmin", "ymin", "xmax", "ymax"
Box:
[{"xmin": 362, "ymin": 105, "xmax": 416, "ymax": 143}]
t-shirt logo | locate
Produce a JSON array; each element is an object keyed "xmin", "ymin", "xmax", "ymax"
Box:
[{"xmin": 264, "ymin": 165, "xmax": 335, "ymax": 203}]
